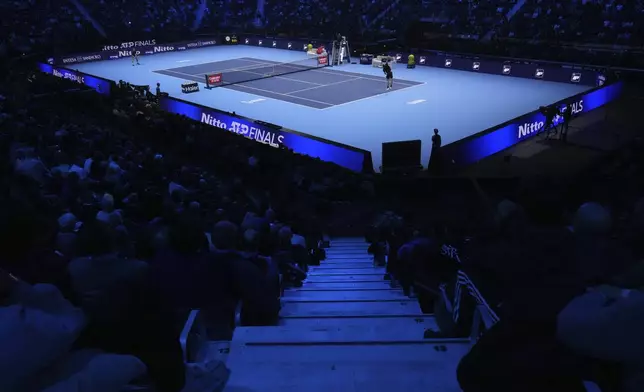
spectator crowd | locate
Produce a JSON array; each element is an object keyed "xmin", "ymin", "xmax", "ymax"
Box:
[
  {"xmin": 3, "ymin": 0, "xmax": 643, "ymax": 68},
  {"xmin": 398, "ymin": 0, "xmax": 643, "ymax": 68},
  {"xmin": 1, "ymin": 0, "xmax": 100, "ymax": 57},
  {"xmin": 497, "ymin": 0, "xmax": 644, "ymax": 47},
  {"xmin": 78, "ymin": 0, "xmax": 200, "ymax": 42},
  {"xmin": 367, "ymin": 158, "xmax": 644, "ymax": 391},
  {"xmin": 1, "ymin": 0, "xmax": 643, "ymax": 391},
  {"xmin": 0, "ymin": 59, "xmax": 373, "ymax": 390}
]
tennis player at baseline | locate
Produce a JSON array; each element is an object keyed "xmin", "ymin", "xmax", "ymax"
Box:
[
  {"xmin": 131, "ymin": 50, "xmax": 140, "ymax": 66},
  {"xmin": 383, "ymin": 61, "xmax": 393, "ymax": 90}
]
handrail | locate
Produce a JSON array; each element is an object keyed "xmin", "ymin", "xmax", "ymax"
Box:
[
  {"xmin": 439, "ymin": 284, "xmax": 453, "ymax": 314},
  {"xmin": 413, "ymin": 281, "xmax": 440, "ymax": 297},
  {"xmin": 179, "ymin": 309, "xmax": 202, "ymax": 364},
  {"xmin": 469, "ymin": 304, "xmax": 498, "ymax": 342}
]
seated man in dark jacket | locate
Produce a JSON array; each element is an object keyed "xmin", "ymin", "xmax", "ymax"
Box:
[
  {"xmin": 210, "ymin": 220, "xmax": 281, "ymax": 334},
  {"xmin": 150, "ymin": 219, "xmax": 280, "ymax": 341},
  {"xmin": 271, "ymin": 226, "xmax": 307, "ymax": 285},
  {"xmin": 70, "ymin": 220, "xmax": 185, "ymax": 392},
  {"xmin": 239, "ymin": 229, "xmax": 280, "ymax": 326},
  {"xmin": 456, "ymin": 228, "xmax": 589, "ymax": 392}
]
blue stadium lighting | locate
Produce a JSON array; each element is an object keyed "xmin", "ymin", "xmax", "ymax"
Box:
[
  {"xmin": 442, "ymin": 81, "xmax": 623, "ymax": 166},
  {"xmin": 158, "ymin": 96, "xmax": 370, "ymax": 172},
  {"xmin": 39, "ymin": 34, "xmax": 625, "ymax": 173}
]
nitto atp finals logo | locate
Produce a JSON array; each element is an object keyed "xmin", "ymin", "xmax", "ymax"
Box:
[
  {"xmin": 518, "ymin": 120, "xmax": 544, "ymax": 139},
  {"xmin": 230, "ymin": 121, "xmax": 285, "ymax": 147},
  {"xmin": 201, "ymin": 112, "xmax": 228, "ymax": 129},
  {"xmin": 153, "ymin": 45, "xmax": 175, "ymax": 53},
  {"xmin": 200, "ymin": 112, "xmax": 285, "ymax": 147},
  {"xmin": 52, "ymin": 68, "xmax": 85, "ymax": 84}
]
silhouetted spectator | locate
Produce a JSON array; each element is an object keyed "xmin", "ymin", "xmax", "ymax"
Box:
[
  {"xmin": 429, "ymin": 128, "xmax": 442, "ymax": 174},
  {"xmin": 55, "ymin": 212, "xmax": 78, "ymax": 258}
]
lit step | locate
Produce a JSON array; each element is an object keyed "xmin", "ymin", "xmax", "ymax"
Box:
[
  {"xmin": 224, "ymin": 341, "xmax": 468, "ymax": 392},
  {"xmin": 299, "ymin": 281, "xmax": 391, "ymax": 290},
  {"xmin": 325, "ymin": 251, "xmax": 373, "ymax": 261},
  {"xmin": 325, "ymin": 255, "xmax": 373, "ymax": 260},
  {"xmin": 280, "ymin": 299, "xmax": 422, "ymax": 317},
  {"xmin": 306, "ymin": 274, "xmax": 384, "ymax": 283},
  {"xmin": 330, "ymin": 237, "xmax": 366, "ymax": 244},
  {"xmin": 282, "ymin": 290, "xmax": 408, "ymax": 302},
  {"xmin": 315, "ymin": 262, "xmax": 374, "ymax": 268},
  {"xmin": 232, "ymin": 323, "xmax": 455, "ymax": 344},
  {"xmin": 323, "ymin": 258, "xmax": 373, "ymax": 262},
  {"xmin": 282, "ymin": 289, "xmax": 408, "ymax": 302},
  {"xmin": 309, "ymin": 268, "xmax": 385, "ymax": 276},
  {"xmin": 326, "ymin": 248, "xmax": 369, "ymax": 254},
  {"xmin": 279, "ymin": 314, "xmax": 438, "ymax": 331}
]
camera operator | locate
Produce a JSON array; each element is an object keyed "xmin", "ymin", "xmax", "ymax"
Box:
[
  {"xmin": 539, "ymin": 105, "xmax": 557, "ymax": 139},
  {"xmin": 560, "ymin": 104, "xmax": 572, "ymax": 142}
]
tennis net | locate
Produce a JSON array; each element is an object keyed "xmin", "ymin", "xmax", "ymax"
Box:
[{"xmin": 206, "ymin": 55, "xmax": 328, "ymax": 88}]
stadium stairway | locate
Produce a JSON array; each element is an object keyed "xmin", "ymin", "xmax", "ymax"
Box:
[
  {"xmin": 221, "ymin": 237, "xmax": 470, "ymax": 392},
  {"xmin": 179, "ymin": 238, "xmax": 605, "ymax": 392}
]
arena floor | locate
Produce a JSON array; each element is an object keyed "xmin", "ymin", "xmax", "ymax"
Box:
[{"xmin": 73, "ymin": 45, "xmax": 591, "ymax": 170}]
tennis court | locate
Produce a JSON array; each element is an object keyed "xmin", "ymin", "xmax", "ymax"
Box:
[
  {"xmin": 72, "ymin": 45, "xmax": 591, "ymax": 170},
  {"xmin": 154, "ymin": 57, "xmax": 424, "ymax": 109}
]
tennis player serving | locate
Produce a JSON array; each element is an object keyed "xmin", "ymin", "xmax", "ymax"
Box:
[{"xmin": 383, "ymin": 61, "xmax": 393, "ymax": 90}]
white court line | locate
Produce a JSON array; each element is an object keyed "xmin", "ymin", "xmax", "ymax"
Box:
[
  {"xmin": 162, "ymin": 58, "xmax": 419, "ymax": 87},
  {"xmin": 286, "ymin": 76, "xmax": 363, "ymax": 94},
  {"xmin": 157, "ymin": 63, "xmax": 426, "ymax": 110},
  {"xmin": 168, "ymin": 62, "xmax": 276, "ymax": 76},
  {"xmin": 236, "ymin": 58, "xmax": 419, "ymax": 86},
  {"xmin": 241, "ymin": 98, "xmax": 266, "ymax": 104},
  {"xmin": 223, "ymin": 60, "xmax": 330, "ymax": 86},
  {"xmin": 156, "ymin": 65, "xmax": 324, "ymax": 87},
  {"xmin": 156, "ymin": 69, "xmax": 206, "ymax": 81},
  {"xmin": 163, "ymin": 56, "xmax": 419, "ymax": 86},
  {"xmin": 156, "ymin": 68, "xmax": 266, "ymax": 82},
  {"xmin": 320, "ymin": 82, "xmax": 428, "ymax": 111},
  {"xmin": 228, "ymin": 83, "xmax": 334, "ymax": 108},
  {"xmin": 273, "ymin": 75, "xmax": 322, "ymax": 86},
  {"xmin": 154, "ymin": 62, "xmax": 275, "ymax": 79},
  {"xmin": 172, "ymin": 58, "xmax": 326, "ymax": 86},
  {"xmin": 177, "ymin": 60, "xmax": 192, "ymax": 63},
  {"xmin": 309, "ymin": 69, "xmax": 419, "ymax": 86},
  {"xmin": 229, "ymin": 86, "xmax": 329, "ymax": 111},
  {"xmin": 160, "ymin": 69, "xmax": 426, "ymax": 110}
]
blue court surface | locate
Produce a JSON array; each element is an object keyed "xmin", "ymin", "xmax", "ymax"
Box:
[
  {"xmin": 154, "ymin": 57, "xmax": 424, "ymax": 109},
  {"xmin": 74, "ymin": 46, "xmax": 591, "ymax": 169}
]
